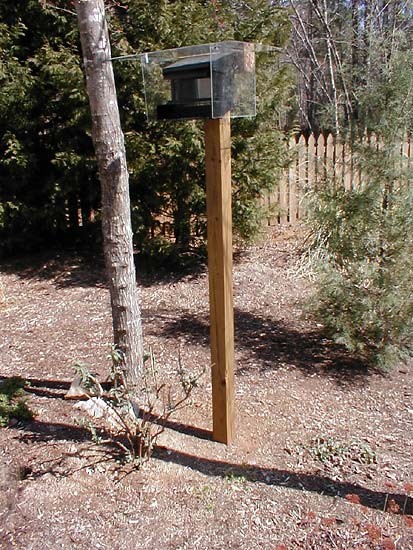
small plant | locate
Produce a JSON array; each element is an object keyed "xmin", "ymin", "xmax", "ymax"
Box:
[
  {"xmin": 73, "ymin": 346, "xmax": 204, "ymax": 468},
  {"xmin": 307, "ymin": 436, "xmax": 377, "ymax": 467},
  {"xmin": 224, "ymin": 472, "xmax": 247, "ymax": 485},
  {"xmin": 0, "ymin": 377, "xmax": 34, "ymax": 427}
]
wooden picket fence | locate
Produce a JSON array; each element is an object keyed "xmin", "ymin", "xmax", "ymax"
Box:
[{"xmin": 264, "ymin": 131, "xmax": 412, "ymax": 226}]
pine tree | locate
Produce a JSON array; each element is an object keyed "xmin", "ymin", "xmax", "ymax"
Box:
[
  {"xmin": 112, "ymin": 0, "xmax": 293, "ymax": 262},
  {"xmin": 306, "ymin": 48, "xmax": 413, "ymax": 368},
  {"xmin": 0, "ymin": 2, "xmax": 99, "ymax": 255}
]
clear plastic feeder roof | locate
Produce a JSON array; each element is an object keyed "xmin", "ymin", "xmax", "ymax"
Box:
[{"xmin": 141, "ymin": 41, "xmax": 257, "ymax": 121}]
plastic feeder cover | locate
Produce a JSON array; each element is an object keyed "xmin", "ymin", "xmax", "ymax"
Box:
[{"xmin": 141, "ymin": 41, "xmax": 256, "ymax": 121}]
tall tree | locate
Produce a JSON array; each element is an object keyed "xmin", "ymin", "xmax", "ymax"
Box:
[
  {"xmin": 75, "ymin": 0, "xmax": 143, "ymax": 391},
  {"xmin": 115, "ymin": 0, "xmax": 292, "ymax": 253},
  {"xmin": 0, "ymin": 1, "xmax": 99, "ymax": 254}
]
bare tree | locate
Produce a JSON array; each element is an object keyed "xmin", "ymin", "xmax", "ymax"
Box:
[
  {"xmin": 288, "ymin": 0, "xmax": 413, "ymax": 133},
  {"xmin": 75, "ymin": 0, "xmax": 143, "ymax": 392}
]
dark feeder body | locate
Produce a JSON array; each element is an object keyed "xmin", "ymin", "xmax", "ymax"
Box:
[{"xmin": 157, "ymin": 51, "xmax": 240, "ymax": 120}]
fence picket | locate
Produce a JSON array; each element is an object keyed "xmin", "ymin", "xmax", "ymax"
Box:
[
  {"xmin": 307, "ymin": 133, "xmax": 316, "ymax": 193},
  {"xmin": 265, "ymin": 131, "xmax": 411, "ymax": 225},
  {"xmin": 335, "ymin": 137, "xmax": 344, "ymax": 187},
  {"xmin": 326, "ymin": 133, "xmax": 335, "ymax": 182},
  {"xmin": 316, "ymin": 134, "xmax": 324, "ymax": 188},
  {"xmin": 288, "ymin": 136, "xmax": 298, "ymax": 222},
  {"xmin": 343, "ymin": 139, "xmax": 352, "ymax": 190},
  {"xmin": 278, "ymin": 139, "xmax": 289, "ymax": 224},
  {"xmin": 297, "ymin": 134, "xmax": 307, "ymax": 218}
]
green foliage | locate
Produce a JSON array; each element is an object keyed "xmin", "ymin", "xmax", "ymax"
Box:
[
  {"xmin": 112, "ymin": 0, "xmax": 293, "ymax": 256},
  {"xmin": 304, "ymin": 14, "xmax": 413, "ymax": 369},
  {"xmin": 0, "ymin": 377, "xmax": 33, "ymax": 427},
  {"xmin": 0, "ymin": 2, "xmax": 98, "ymax": 256},
  {"xmin": 308, "ymin": 174, "xmax": 413, "ymax": 369},
  {"xmin": 0, "ymin": 1, "xmax": 292, "ymax": 260},
  {"xmin": 307, "ymin": 437, "xmax": 377, "ymax": 467}
]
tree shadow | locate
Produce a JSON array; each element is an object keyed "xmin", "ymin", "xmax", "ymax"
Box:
[
  {"xmin": 0, "ymin": 248, "xmax": 209, "ymax": 289},
  {"xmin": 142, "ymin": 410, "xmax": 212, "ymax": 441},
  {"xmin": 23, "ymin": 377, "xmax": 72, "ymax": 399},
  {"xmin": 0, "ymin": 376, "xmax": 72, "ymax": 400},
  {"xmin": 2, "ymin": 375, "xmax": 212, "ymax": 440},
  {"xmin": 0, "ymin": 250, "xmax": 106, "ymax": 289},
  {"xmin": 19, "ymin": 419, "xmax": 93, "ymax": 444},
  {"xmin": 161, "ymin": 308, "xmax": 373, "ymax": 384},
  {"xmin": 16, "ymin": 420, "xmax": 127, "ymax": 480}
]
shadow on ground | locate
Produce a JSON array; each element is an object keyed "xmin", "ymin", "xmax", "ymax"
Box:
[
  {"xmin": 155, "ymin": 447, "xmax": 413, "ymax": 516},
  {"xmin": 160, "ymin": 309, "xmax": 372, "ymax": 384},
  {"xmin": 0, "ymin": 249, "xmax": 208, "ymax": 289},
  {"xmin": 12, "ymin": 416, "xmax": 412, "ymax": 517},
  {"xmin": 0, "ymin": 251, "xmax": 106, "ymax": 289}
]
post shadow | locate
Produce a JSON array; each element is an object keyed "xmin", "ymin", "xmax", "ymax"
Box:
[
  {"xmin": 154, "ymin": 446, "xmax": 413, "ymax": 516},
  {"xmin": 15, "ymin": 419, "xmax": 412, "ymax": 516}
]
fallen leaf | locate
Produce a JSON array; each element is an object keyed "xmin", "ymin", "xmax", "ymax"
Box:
[
  {"xmin": 365, "ymin": 524, "xmax": 381, "ymax": 543},
  {"xmin": 345, "ymin": 494, "xmax": 361, "ymax": 504},
  {"xmin": 321, "ymin": 517, "xmax": 336, "ymax": 527},
  {"xmin": 382, "ymin": 538, "xmax": 396, "ymax": 550},
  {"xmin": 404, "ymin": 482, "xmax": 413, "ymax": 493},
  {"xmin": 386, "ymin": 499, "xmax": 400, "ymax": 514},
  {"xmin": 74, "ymin": 397, "xmax": 124, "ymax": 430},
  {"xmin": 403, "ymin": 516, "xmax": 413, "ymax": 528}
]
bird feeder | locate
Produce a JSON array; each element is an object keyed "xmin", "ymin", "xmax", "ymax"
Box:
[
  {"xmin": 133, "ymin": 41, "xmax": 270, "ymax": 444},
  {"xmin": 141, "ymin": 41, "xmax": 256, "ymax": 121}
]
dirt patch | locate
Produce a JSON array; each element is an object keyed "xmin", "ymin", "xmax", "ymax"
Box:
[{"xmin": 0, "ymin": 226, "xmax": 412, "ymax": 549}]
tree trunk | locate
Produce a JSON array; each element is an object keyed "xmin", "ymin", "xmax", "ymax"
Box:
[{"xmin": 75, "ymin": 0, "xmax": 143, "ymax": 392}]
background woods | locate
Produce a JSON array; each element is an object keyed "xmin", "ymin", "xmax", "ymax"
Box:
[{"xmin": 288, "ymin": 0, "xmax": 413, "ymax": 134}]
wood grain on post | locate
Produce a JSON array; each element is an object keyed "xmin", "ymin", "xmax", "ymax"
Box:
[{"xmin": 204, "ymin": 116, "xmax": 235, "ymax": 444}]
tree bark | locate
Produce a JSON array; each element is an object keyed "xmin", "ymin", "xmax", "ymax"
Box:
[{"xmin": 75, "ymin": 0, "xmax": 143, "ymax": 392}]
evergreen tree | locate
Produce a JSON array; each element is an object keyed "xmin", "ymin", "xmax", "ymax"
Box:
[
  {"xmin": 114, "ymin": 0, "xmax": 293, "ymax": 262},
  {"xmin": 306, "ymin": 49, "xmax": 413, "ymax": 368},
  {"xmin": 0, "ymin": 2, "xmax": 98, "ymax": 255},
  {"xmin": 0, "ymin": 1, "xmax": 293, "ymax": 261},
  {"xmin": 288, "ymin": 0, "xmax": 413, "ymax": 368}
]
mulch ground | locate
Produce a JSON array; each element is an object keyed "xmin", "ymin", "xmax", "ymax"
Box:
[{"xmin": 0, "ymin": 225, "xmax": 412, "ymax": 549}]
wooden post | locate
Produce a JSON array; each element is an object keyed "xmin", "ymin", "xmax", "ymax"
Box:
[{"xmin": 204, "ymin": 116, "xmax": 235, "ymax": 444}]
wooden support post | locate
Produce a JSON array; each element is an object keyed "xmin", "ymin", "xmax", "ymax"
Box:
[{"xmin": 204, "ymin": 116, "xmax": 235, "ymax": 444}]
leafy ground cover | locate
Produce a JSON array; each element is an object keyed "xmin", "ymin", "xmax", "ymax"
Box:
[{"xmin": 0, "ymin": 225, "xmax": 412, "ymax": 549}]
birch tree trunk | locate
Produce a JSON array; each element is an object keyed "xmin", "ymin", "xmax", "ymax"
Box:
[{"xmin": 75, "ymin": 0, "xmax": 143, "ymax": 392}]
